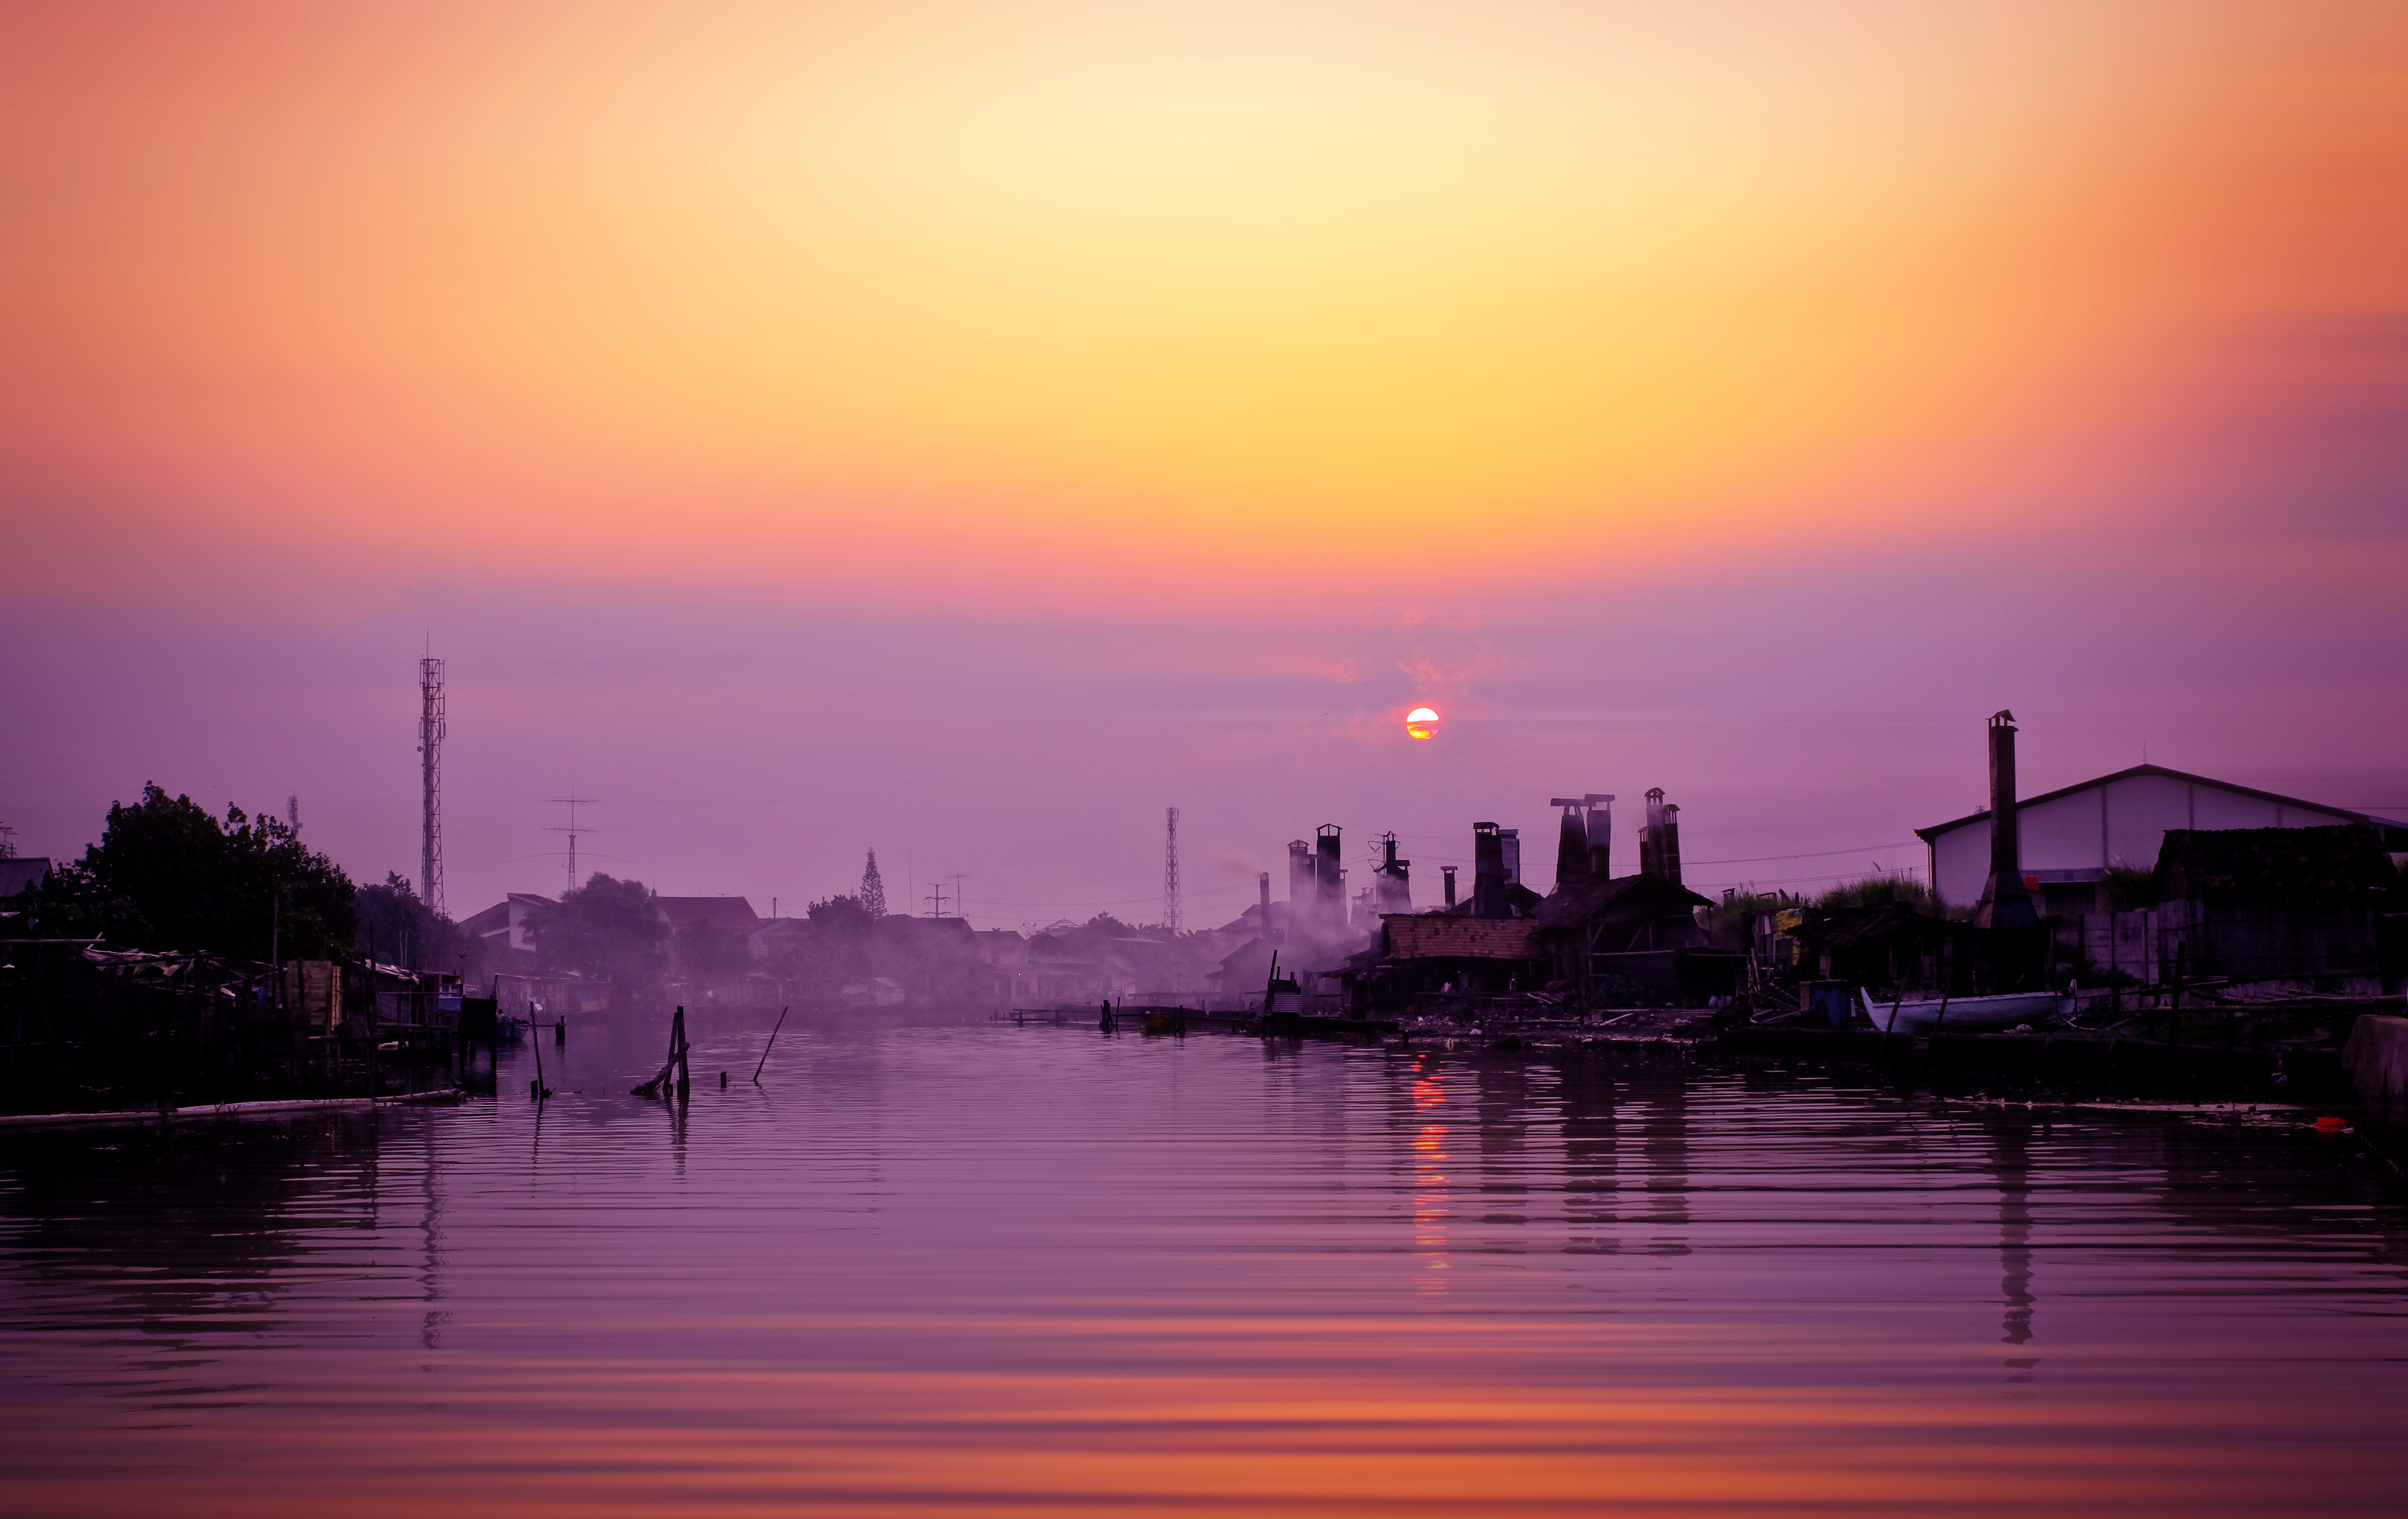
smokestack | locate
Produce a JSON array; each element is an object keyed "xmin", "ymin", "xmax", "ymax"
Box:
[
  {"xmin": 1586, "ymin": 794, "xmax": 1614, "ymax": 878},
  {"xmin": 1500, "ymin": 828, "xmax": 1521, "ymax": 887},
  {"xmin": 1551, "ymin": 798, "xmax": 1592, "ymax": 887},
  {"xmin": 1442, "ymin": 865, "xmax": 1457, "ymax": 908},
  {"xmin": 1472, "ymin": 822, "xmax": 1505, "ymax": 916},
  {"xmin": 1315, "ymin": 824, "xmax": 1343, "ymax": 933},
  {"xmin": 1976, "ymin": 710, "xmax": 2039, "ymax": 931},
  {"xmin": 1287, "ymin": 839, "xmax": 1313, "ymax": 937},
  {"xmin": 1640, "ymin": 788, "xmax": 1667, "ymax": 877},
  {"xmin": 1258, "ymin": 871, "xmax": 1271, "ymax": 933},
  {"xmin": 1660, "ymin": 803, "xmax": 1683, "ymax": 887},
  {"xmin": 1375, "ymin": 832, "xmax": 1412, "ymax": 915}
]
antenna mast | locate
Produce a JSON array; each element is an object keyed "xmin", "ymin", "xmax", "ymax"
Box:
[
  {"xmin": 1164, "ymin": 806, "xmax": 1182, "ymax": 933},
  {"xmin": 548, "ymin": 795, "xmax": 600, "ymax": 895},
  {"xmin": 418, "ymin": 657, "xmax": 445, "ymax": 916}
]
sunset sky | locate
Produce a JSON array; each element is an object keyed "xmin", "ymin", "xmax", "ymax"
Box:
[{"xmin": 4, "ymin": 0, "xmax": 2403, "ymax": 924}]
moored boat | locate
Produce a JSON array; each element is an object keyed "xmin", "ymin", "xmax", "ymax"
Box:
[{"xmin": 1858, "ymin": 988, "xmax": 2072, "ymax": 1034}]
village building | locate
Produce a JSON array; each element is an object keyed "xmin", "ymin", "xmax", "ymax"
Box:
[
  {"xmin": 1917, "ymin": 763, "xmax": 2408, "ymax": 916},
  {"xmin": 459, "ymin": 892, "xmax": 549, "ymax": 972},
  {"xmin": 1528, "ymin": 872, "xmax": 1723, "ymax": 1002}
]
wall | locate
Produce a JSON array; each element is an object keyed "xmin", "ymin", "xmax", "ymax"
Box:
[{"xmin": 1932, "ymin": 775, "xmax": 2363, "ymax": 907}]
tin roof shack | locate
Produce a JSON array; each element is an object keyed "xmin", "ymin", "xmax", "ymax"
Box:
[
  {"xmin": 1530, "ymin": 873, "xmax": 1726, "ymax": 1007},
  {"xmin": 2150, "ymin": 824, "xmax": 2403, "ymax": 990},
  {"xmin": 1347, "ymin": 915, "xmax": 1539, "ymax": 1013},
  {"xmin": 1781, "ymin": 902, "xmax": 1981, "ymax": 996}
]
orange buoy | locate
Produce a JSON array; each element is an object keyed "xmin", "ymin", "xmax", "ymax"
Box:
[{"xmin": 2314, "ymin": 1115, "xmax": 2350, "ymax": 1134}]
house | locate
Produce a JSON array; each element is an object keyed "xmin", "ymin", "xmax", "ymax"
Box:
[
  {"xmin": 2145, "ymin": 824, "xmax": 2404, "ymax": 986},
  {"xmin": 1917, "ymin": 764, "xmax": 2408, "ymax": 916},
  {"xmin": 459, "ymin": 893, "xmax": 550, "ymax": 969},
  {"xmin": 652, "ymin": 896, "xmax": 760, "ymax": 931},
  {"xmin": 1347, "ymin": 915, "xmax": 1541, "ymax": 1009},
  {"xmin": 1528, "ymin": 872, "xmax": 1723, "ymax": 1003}
]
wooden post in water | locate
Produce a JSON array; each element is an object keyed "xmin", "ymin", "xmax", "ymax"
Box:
[
  {"xmin": 752, "ymin": 1006, "xmax": 789, "ymax": 1084},
  {"xmin": 1876, "ymin": 987, "xmax": 1907, "ymax": 1059},
  {"xmin": 674, "ymin": 1006, "xmax": 690, "ymax": 1098}
]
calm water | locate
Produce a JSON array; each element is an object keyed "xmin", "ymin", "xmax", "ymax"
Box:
[{"xmin": 4, "ymin": 1010, "xmax": 2406, "ymax": 1517}]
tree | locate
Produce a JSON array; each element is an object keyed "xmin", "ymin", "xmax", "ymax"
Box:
[
  {"xmin": 807, "ymin": 893, "xmax": 875, "ymax": 937},
  {"xmin": 25, "ymin": 784, "xmax": 355, "ymax": 960},
  {"xmin": 860, "ymin": 850, "xmax": 887, "ymax": 919},
  {"xmin": 357, "ymin": 872, "xmax": 483, "ymax": 979},
  {"xmin": 526, "ymin": 873, "xmax": 669, "ymax": 988}
]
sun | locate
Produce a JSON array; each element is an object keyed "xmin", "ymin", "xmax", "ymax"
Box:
[{"xmin": 1405, "ymin": 706, "xmax": 1440, "ymax": 741}]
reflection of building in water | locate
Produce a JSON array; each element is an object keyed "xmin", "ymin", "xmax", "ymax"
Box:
[
  {"xmin": 1982, "ymin": 1115, "xmax": 2037, "ymax": 1361},
  {"xmin": 1473, "ymin": 1059, "xmax": 1532, "ymax": 1235},
  {"xmin": 1555, "ymin": 1051, "xmax": 1625, "ymax": 1256},
  {"xmin": 1550, "ymin": 1052, "xmax": 1693, "ymax": 1258},
  {"xmin": 1637, "ymin": 1063, "xmax": 1692, "ymax": 1258}
]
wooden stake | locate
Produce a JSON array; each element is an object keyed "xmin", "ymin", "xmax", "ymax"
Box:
[{"xmin": 751, "ymin": 1006, "xmax": 789, "ymax": 1083}]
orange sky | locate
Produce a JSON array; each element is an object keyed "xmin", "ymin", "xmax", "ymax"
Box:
[
  {"xmin": 4, "ymin": 2, "xmax": 2405, "ymax": 915},
  {"xmin": 6, "ymin": 0, "xmax": 2403, "ymax": 606}
]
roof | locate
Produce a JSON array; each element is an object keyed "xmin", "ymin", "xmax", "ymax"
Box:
[
  {"xmin": 1531, "ymin": 872, "xmax": 1714, "ymax": 930},
  {"xmin": 1915, "ymin": 764, "xmax": 2408, "ymax": 842},
  {"xmin": 2156, "ymin": 824, "xmax": 2401, "ymax": 904},
  {"xmin": 459, "ymin": 893, "xmax": 550, "ymax": 936},
  {"xmin": 1381, "ymin": 916, "xmax": 1538, "ymax": 961},
  {"xmin": 0, "ymin": 858, "xmax": 53, "ymax": 898},
  {"xmin": 653, "ymin": 896, "xmax": 760, "ymax": 928}
]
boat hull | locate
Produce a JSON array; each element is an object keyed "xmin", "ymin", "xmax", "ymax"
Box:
[{"xmin": 1858, "ymin": 989, "xmax": 2071, "ymax": 1034}]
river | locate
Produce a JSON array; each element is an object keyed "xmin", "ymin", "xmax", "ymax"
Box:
[{"xmin": 4, "ymin": 1008, "xmax": 2404, "ymax": 1516}]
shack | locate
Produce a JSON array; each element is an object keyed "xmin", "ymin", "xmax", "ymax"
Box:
[
  {"xmin": 1529, "ymin": 872, "xmax": 1726, "ymax": 1005},
  {"xmin": 1347, "ymin": 915, "xmax": 1539, "ymax": 1011}
]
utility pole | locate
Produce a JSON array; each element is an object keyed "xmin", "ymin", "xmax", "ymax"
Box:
[
  {"xmin": 548, "ymin": 795, "xmax": 600, "ymax": 896},
  {"xmin": 418, "ymin": 657, "xmax": 445, "ymax": 916},
  {"xmin": 1164, "ymin": 806, "xmax": 1182, "ymax": 933},
  {"xmin": 923, "ymin": 884, "xmax": 949, "ymax": 918}
]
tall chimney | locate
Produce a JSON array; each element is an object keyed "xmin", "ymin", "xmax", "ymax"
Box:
[
  {"xmin": 1976, "ymin": 710, "xmax": 2039, "ymax": 931},
  {"xmin": 1376, "ymin": 833, "xmax": 1412, "ymax": 915},
  {"xmin": 1315, "ymin": 824, "xmax": 1344, "ymax": 933},
  {"xmin": 1640, "ymin": 788, "xmax": 1667, "ymax": 877},
  {"xmin": 1287, "ymin": 838, "xmax": 1314, "ymax": 936},
  {"xmin": 1442, "ymin": 865, "xmax": 1457, "ymax": 908},
  {"xmin": 1499, "ymin": 828, "xmax": 1521, "ymax": 887},
  {"xmin": 1660, "ymin": 802, "xmax": 1684, "ymax": 887},
  {"xmin": 1472, "ymin": 822, "xmax": 1504, "ymax": 916},
  {"xmin": 1586, "ymin": 794, "xmax": 1614, "ymax": 878},
  {"xmin": 1552, "ymin": 798, "xmax": 1592, "ymax": 887},
  {"xmin": 1258, "ymin": 871, "xmax": 1271, "ymax": 934}
]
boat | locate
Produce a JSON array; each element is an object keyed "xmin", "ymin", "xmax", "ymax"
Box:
[
  {"xmin": 493, "ymin": 1013, "xmax": 527, "ymax": 1044},
  {"xmin": 1858, "ymin": 987, "xmax": 2073, "ymax": 1034}
]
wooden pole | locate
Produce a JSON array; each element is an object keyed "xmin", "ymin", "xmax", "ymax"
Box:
[
  {"xmin": 751, "ymin": 1005, "xmax": 790, "ymax": 1083},
  {"xmin": 674, "ymin": 1006, "xmax": 690, "ymax": 1097},
  {"xmin": 1876, "ymin": 987, "xmax": 1907, "ymax": 1058},
  {"xmin": 529, "ymin": 1001, "xmax": 547, "ymax": 1101}
]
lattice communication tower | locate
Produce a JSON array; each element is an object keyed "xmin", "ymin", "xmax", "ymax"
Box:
[
  {"xmin": 1164, "ymin": 806, "xmax": 1182, "ymax": 933},
  {"xmin": 548, "ymin": 795, "xmax": 600, "ymax": 896},
  {"xmin": 418, "ymin": 657, "xmax": 445, "ymax": 916}
]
